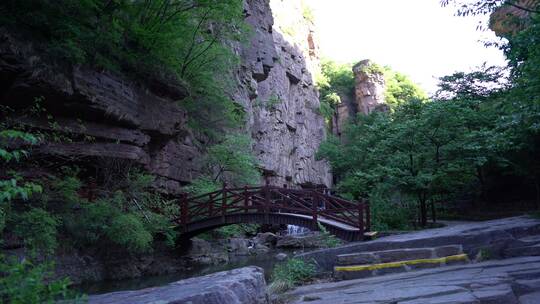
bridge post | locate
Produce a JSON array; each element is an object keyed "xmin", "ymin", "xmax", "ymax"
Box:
[
  {"xmin": 312, "ymin": 192, "xmax": 318, "ymax": 231},
  {"xmin": 358, "ymin": 200, "xmax": 365, "ymax": 240},
  {"xmin": 222, "ymin": 182, "xmax": 227, "ymax": 223},
  {"xmin": 181, "ymin": 193, "xmax": 188, "ymax": 232},
  {"xmin": 244, "ymin": 185, "xmax": 249, "ymax": 213}
]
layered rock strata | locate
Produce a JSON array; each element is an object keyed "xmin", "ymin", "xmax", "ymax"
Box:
[
  {"xmin": 0, "ymin": 0, "xmax": 332, "ymax": 192},
  {"xmin": 233, "ymin": 0, "xmax": 331, "ymax": 188}
]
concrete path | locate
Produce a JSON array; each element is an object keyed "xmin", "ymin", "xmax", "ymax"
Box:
[
  {"xmin": 297, "ymin": 216, "xmax": 540, "ymax": 271},
  {"xmin": 285, "ymin": 256, "xmax": 540, "ymax": 303}
]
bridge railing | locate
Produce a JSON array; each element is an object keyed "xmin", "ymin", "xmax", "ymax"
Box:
[{"xmin": 175, "ymin": 182, "xmax": 370, "ymax": 235}]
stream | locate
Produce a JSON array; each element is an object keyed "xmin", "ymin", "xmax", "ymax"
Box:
[{"xmin": 78, "ymin": 226, "xmax": 307, "ymax": 295}]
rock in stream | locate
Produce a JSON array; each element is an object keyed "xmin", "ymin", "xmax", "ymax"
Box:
[{"xmin": 87, "ymin": 266, "xmax": 269, "ymax": 304}]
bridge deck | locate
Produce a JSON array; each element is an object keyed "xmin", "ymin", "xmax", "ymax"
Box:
[
  {"xmin": 279, "ymin": 213, "xmax": 360, "ymax": 231},
  {"xmin": 176, "ymin": 184, "xmax": 370, "ymax": 241}
]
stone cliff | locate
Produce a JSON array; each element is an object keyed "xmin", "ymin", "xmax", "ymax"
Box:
[
  {"xmin": 233, "ymin": 0, "xmax": 331, "ymax": 188},
  {"xmin": 0, "ymin": 0, "xmax": 331, "ymax": 191},
  {"xmin": 331, "ymin": 59, "xmax": 388, "ymax": 138}
]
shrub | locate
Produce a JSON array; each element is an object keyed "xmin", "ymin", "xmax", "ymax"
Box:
[
  {"xmin": 216, "ymin": 224, "xmax": 260, "ymax": 238},
  {"xmin": 143, "ymin": 212, "xmax": 177, "ymax": 248},
  {"xmin": 269, "ymin": 258, "xmax": 316, "ymax": 293},
  {"xmin": 49, "ymin": 167, "xmax": 82, "ymax": 204},
  {"xmin": 369, "ymin": 194, "xmax": 414, "ymax": 231},
  {"xmin": 317, "ymin": 223, "xmax": 342, "ymax": 248},
  {"xmin": 13, "ymin": 209, "xmax": 59, "ymax": 255},
  {"xmin": 0, "ymin": 256, "xmax": 81, "ymax": 304},
  {"xmin": 64, "ymin": 200, "xmax": 118, "ymax": 246},
  {"xmin": 184, "ymin": 177, "xmax": 220, "ymax": 196},
  {"xmin": 65, "ymin": 200, "xmax": 155, "ymax": 252},
  {"xmin": 106, "ymin": 214, "xmax": 153, "ymax": 253}
]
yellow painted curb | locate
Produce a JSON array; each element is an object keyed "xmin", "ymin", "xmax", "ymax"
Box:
[{"xmin": 334, "ymin": 254, "xmax": 469, "ymax": 272}]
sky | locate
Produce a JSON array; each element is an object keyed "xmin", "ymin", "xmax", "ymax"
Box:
[{"xmin": 308, "ymin": 0, "xmax": 508, "ymax": 94}]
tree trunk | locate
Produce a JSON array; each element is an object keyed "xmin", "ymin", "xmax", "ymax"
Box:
[
  {"xmin": 431, "ymin": 200, "xmax": 437, "ymax": 223},
  {"xmin": 476, "ymin": 166, "xmax": 486, "ymax": 204},
  {"xmin": 419, "ymin": 194, "xmax": 427, "ymax": 227}
]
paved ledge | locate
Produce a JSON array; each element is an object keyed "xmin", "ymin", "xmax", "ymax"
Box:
[
  {"xmin": 286, "ymin": 256, "xmax": 540, "ymax": 304},
  {"xmin": 334, "ymin": 253, "xmax": 469, "ymax": 272},
  {"xmin": 296, "ymin": 216, "xmax": 540, "ymax": 271}
]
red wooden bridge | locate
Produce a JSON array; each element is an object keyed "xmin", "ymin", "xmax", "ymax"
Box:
[{"xmin": 174, "ymin": 182, "xmax": 371, "ymax": 241}]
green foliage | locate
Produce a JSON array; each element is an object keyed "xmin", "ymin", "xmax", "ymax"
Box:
[
  {"xmin": 270, "ymin": 258, "xmax": 316, "ymax": 293},
  {"xmin": 48, "ymin": 167, "xmax": 83, "ymax": 204},
  {"xmin": 0, "ymin": 256, "xmax": 81, "ymax": 304},
  {"xmin": 0, "ymin": 0, "xmax": 248, "ymax": 141},
  {"xmin": 204, "ymin": 134, "xmax": 261, "ymax": 186},
  {"xmin": 317, "ymin": 59, "xmax": 355, "ymax": 121},
  {"xmin": 184, "ymin": 177, "xmax": 221, "ymax": 196},
  {"xmin": 369, "ymin": 192, "xmax": 414, "ymax": 231},
  {"xmin": 317, "ymin": 59, "xmax": 426, "ymax": 127},
  {"xmin": 106, "ymin": 214, "xmax": 153, "ymax": 253},
  {"xmin": 301, "ymin": 0, "xmax": 315, "ymax": 23},
  {"xmin": 358, "ymin": 61, "xmax": 385, "ymax": 75},
  {"xmin": 64, "ymin": 196, "xmax": 165, "ymax": 252},
  {"xmin": 319, "ymin": 10, "xmax": 540, "ymax": 228},
  {"xmin": 216, "ymin": 224, "xmax": 260, "ymax": 238},
  {"xmin": 0, "ymin": 0, "xmax": 246, "ymax": 79},
  {"xmin": 64, "ymin": 200, "xmax": 118, "ymax": 246},
  {"xmin": 318, "ymin": 97, "xmax": 503, "ymax": 227},
  {"xmin": 13, "ymin": 209, "xmax": 59, "ymax": 256},
  {"xmin": 317, "ymin": 223, "xmax": 341, "ymax": 248},
  {"xmin": 384, "ymin": 69, "xmax": 428, "ymax": 108}
]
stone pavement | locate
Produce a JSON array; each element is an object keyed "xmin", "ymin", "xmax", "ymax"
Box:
[
  {"xmin": 285, "ymin": 256, "xmax": 540, "ymax": 303},
  {"xmin": 297, "ymin": 216, "xmax": 540, "ymax": 271}
]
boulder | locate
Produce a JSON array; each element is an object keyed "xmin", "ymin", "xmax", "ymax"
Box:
[
  {"xmin": 275, "ymin": 253, "xmax": 288, "ymax": 261},
  {"xmin": 276, "ymin": 233, "xmax": 325, "ymax": 249},
  {"xmin": 187, "ymin": 238, "xmax": 228, "ymax": 265},
  {"xmin": 254, "ymin": 232, "xmax": 278, "ymax": 246},
  {"xmin": 88, "ymin": 266, "xmax": 269, "ymax": 304},
  {"xmin": 228, "ymin": 238, "xmax": 251, "ymax": 256}
]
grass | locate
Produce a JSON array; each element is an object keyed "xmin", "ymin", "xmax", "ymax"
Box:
[{"xmin": 268, "ymin": 258, "xmax": 317, "ymax": 294}]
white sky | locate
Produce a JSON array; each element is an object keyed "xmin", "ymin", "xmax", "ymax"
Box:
[{"xmin": 308, "ymin": 0, "xmax": 508, "ymax": 94}]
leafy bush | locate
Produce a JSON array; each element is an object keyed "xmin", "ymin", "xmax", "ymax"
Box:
[
  {"xmin": 106, "ymin": 214, "xmax": 153, "ymax": 253},
  {"xmin": 48, "ymin": 167, "xmax": 82, "ymax": 204},
  {"xmin": 205, "ymin": 134, "xmax": 261, "ymax": 186},
  {"xmin": 317, "ymin": 223, "xmax": 342, "ymax": 248},
  {"xmin": 0, "ymin": 256, "xmax": 81, "ymax": 304},
  {"xmin": 184, "ymin": 177, "xmax": 220, "ymax": 196},
  {"xmin": 270, "ymin": 258, "xmax": 316, "ymax": 293},
  {"xmin": 216, "ymin": 224, "xmax": 260, "ymax": 238},
  {"xmin": 369, "ymin": 195, "xmax": 414, "ymax": 231},
  {"xmin": 13, "ymin": 209, "xmax": 59, "ymax": 256},
  {"xmin": 64, "ymin": 200, "xmax": 118, "ymax": 246},
  {"xmin": 65, "ymin": 199, "xmax": 157, "ymax": 252}
]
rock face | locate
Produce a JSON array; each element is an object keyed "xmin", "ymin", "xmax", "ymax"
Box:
[
  {"xmin": 0, "ymin": 28, "xmax": 201, "ymax": 194},
  {"xmin": 490, "ymin": 0, "xmax": 537, "ymax": 36},
  {"xmin": 352, "ymin": 59, "xmax": 387, "ymax": 115},
  {"xmin": 330, "ymin": 59, "xmax": 388, "ymax": 138},
  {"xmin": 232, "ymin": 0, "xmax": 332, "ymax": 188},
  {"xmin": 87, "ymin": 266, "xmax": 269, "ymax": 304},
  {"xmin": 0, "ymin": 0, "xmax": 332, "ymax": 191}
]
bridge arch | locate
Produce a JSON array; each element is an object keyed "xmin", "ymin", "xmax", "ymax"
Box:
[{"xmin": 174, "ymin": 184, "xmax": 371, "ymax": 242}]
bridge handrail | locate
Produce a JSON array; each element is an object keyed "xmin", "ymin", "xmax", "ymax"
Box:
[{"xmin": 175, "ymin": 183, "xmax": 371, "ymax": 238}]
